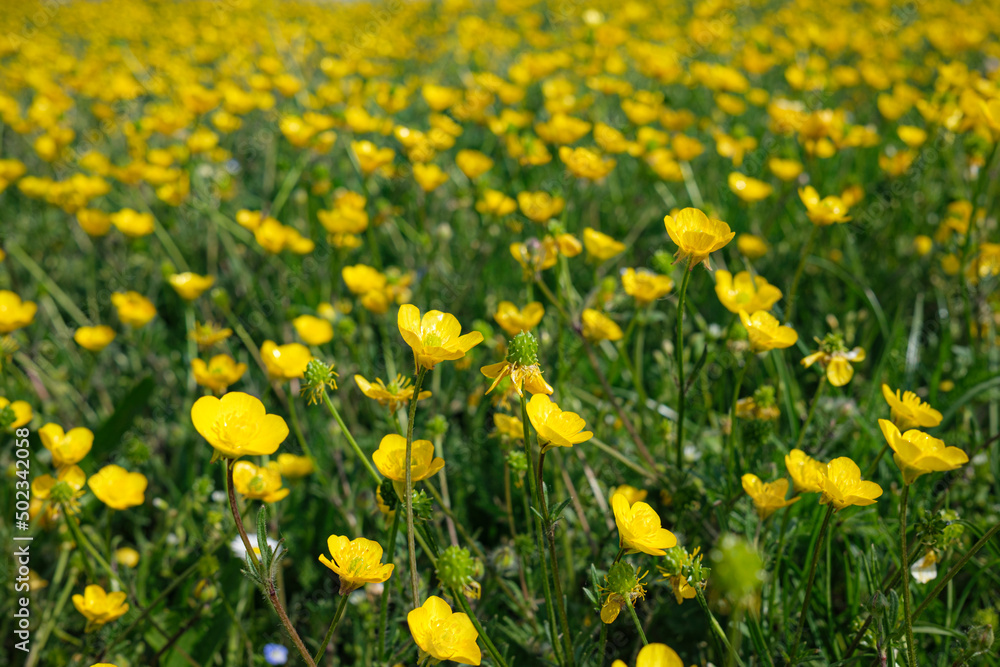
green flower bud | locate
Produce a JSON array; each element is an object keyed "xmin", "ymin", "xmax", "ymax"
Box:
[
  {"xmin": 0, "ymin": 404, "xmax": 15, "ymax": 430},
  {"xmin": 49, "ymin": 481, "xmax": 76, "ymax": 504},
  {"xmin": 125, "ymin": 437, "xmax": 151, "ymax": 465},
  {"xmin": 436, "ymin": 545, "xmax": 478, "ymax": 591},
  {"xmin": 379, "ymin": 479, "xmax": 399, "ymax": 511},
  {"xmin": 302, "ymin": 359, "xmax": 339, "ymax": 404},
  {"xmin": 426, "ymin": 415, "xmax": 448, "ymax": 438},
  {"xmin": 411, "ymin": 489, "xmax": 434, "ymax": 522},
  {"xmin": 506, "ymin": 331, "xmax": 539, "ymax": 366},
  {"xmin": 606, "ymin": 562, "xmax": 641, "ymax": 597},
  {"xmin": 967, "ymin": 624, "xmax": 994, "ymax": 656},
  {"xmin": 506, "ymin": 450, "xmax": 528, "ymax": 476}
]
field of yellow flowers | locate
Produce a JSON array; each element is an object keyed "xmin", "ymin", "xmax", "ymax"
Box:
[{"xmin": 2, "ymin": 0, "xmax": 1000, "ymax": 665}]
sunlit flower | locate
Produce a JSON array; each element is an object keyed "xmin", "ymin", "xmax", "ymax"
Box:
[
  {"xmin": 715, "ymin": 271, "xmax": 782, "ymax": 313},
  {"xmin": 39, "ymin": 423, "xmax": 93, "ymax": 468},
  {"xmin": 168, "ymin": 273, "xmax": 215, "ymax": 301},
  {"xmin": 397, "ymin": 304, "xmax": 484, "ymax": 371},
  {"xmin": 801, "ymin": 335, "xmax": 865, "ymax": 386},
  {"xmin": 878, "ymin": 420, "xmax": 969, "ymax": 485},
  {"xmin": 0, "ymin": 291, "xmax": 37, "ymax": 333},
  {"xmin": 192, "ymin": 354, "xmax": 247, "ymax": 393},
  {"xmin": 0, "ymin": 397, "xmax": 32, "ymax": 429},
  {"xmin": 318, "ymin": 535, "xmax": 394, "ymax": 594},
  {"xmin": 611, "ymin": 643, "xmax": 684, "ymax": 667},
  {"xmin": 610, "ymin": 484, "xmax": 647, "ymax": 505},
  {"xmin": 741, "ymin": 474, "xmax": 799, "ymax": 520},
  {"xmin": 663, "ymin": 208, "xmax": 735, "ymax": 269},
  {"xmin": 88, "ymin": 465, "xmax": 147, "ymax": 510},
  {"xmin": 111, "ymin": 292, "xmax": 156, "ymax": 328},
  {"xmin": 260, "ymin": 340, "xmax": 312, "ymax": 380},
  {"xmin": 292, "ymin": 315, "xmax": 334, "ymax": 346},
  {"xmin": 799, "ymin": 186, "xmax": 851, "ymax": 225},
  {"xmin": 581, "ymin": 309, "xmax": 624, "ymax": 342},
  {"xmin": 739, "ymin": 310, "xmax": 798, "ymax": 352},
  {"xmin": 526, "ymin": 394, "xmax": 592, "ymax": 451},
  {"xmin": 785, "ymin": 449, "xmax": 827, "ymax": 493},
  {"xmin": 621, "ymin": 268, "xmax": 673, "ymax": 305},
  {"xmin": 372, "ymin": 433, "xmax": 445, "ymax": 482},
  {"xmin": 191, "ymin": 392, "xmax": 288, "ymax": 459},
  {"xmin": 583, "ymin": 228, "xmax": 626, "ymax": 260},
  {"xmin": 73, "ymin": 325, "xmax": 116, "ymax": 352},
  {"xmin": 73, "ymin": 585, "xmax": 129, "ymax": 630},
  {"xmin": 881, "ymin": 385, "xmax": 942, "ymax": 430},
  {"xmin": 354, "ymin": 374, "xmax": 431, "ymax": 412},
  {"xmin": 612, "ymin": 492, "xmax": 677, "ymax": 556},
  {"xmin": 408, "ymin": 595, "xmax": 481, "ymax": 666},
  {"xmin": 232, "ymin": 460, "xmax": 289, "ymax": 502},
  {"xmin": 819, "ymin": 457, "xmax": 883, "ymax": 510}
]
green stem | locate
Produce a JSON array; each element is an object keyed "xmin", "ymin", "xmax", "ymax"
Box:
[
  {"xmin": 794, "ymin": 377, "xmax": 826, "ymax": 450},
  {"xmin": 674, "ymin": 257, "xmax": 694, "ymax": 467},
  {"xmin": 625, "ymin": 595, "xmax": 648, "ymax": 646},
  {"xmin": 6, "ymin": 242, "xmax": 90, "ymax": 326},
  {"xmin": 596, "ymin": 623, "xmax": 608, "ymax": 667},
  {"xmin": 913, "ymin": 519, "xmax": 1000, "ymax": 620},
  {"xmin": 60, "ymin": 507, "xmax": 122, "ymax": 588},
  {"xmin": 899, "ymin": 484, "xmax": 918, "ymax": 667},
  {"xmin": 453, "ymin": 589, "xmax": 509, "ymax": 667},
  {"xmin": 225, "ymin": 459, "xmax": 261, "ymax": 572},
  {"xmin": 726, "ymin": 358, "xmax": 752, "ymax": 471},
  {"xmin": 321, "ymin": 391, "xmax": 381, "ymax": 486},
  {"xmin": 789, "ymin": 504, "xmax": 834, "ymax": 662},
  {"xmin": 786, "ymin": 224, "xmax": 819, "ymax": 324},
  {"xmin": 538, "ymin": 450, "xmax": 575, "ymax": 667},
  {"xmin": 405, "ymin": 367, "xmax": 429, "ymax": 608},
  {"xmin": 378, "ymin": 508, "xmax": 402, "ymax": 661},
  {"xmin": 865, "ymin": 440, "xmax": 891, "ymax": 478},
  {"xmin": 313, "ymin": 592, "xmax": 351, "ymax": 664},
  {"xmin": 695, "ymin": 585, "xmax": 746, "ymax": 667},
  {"xmin": 185, "ymin": 306, "xmax": 198, "ymax": 394}
]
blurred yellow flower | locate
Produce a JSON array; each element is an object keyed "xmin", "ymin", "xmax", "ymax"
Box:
[
  {"xmin": 820, "ymin": 457, "xmax": 883, "ymax": 510},
  {"xmin": 111, "ymin": 292, "xmax": 156, "ymax": 328},
  {"xmin": 878, "ymin": 420, "xmax": 968, "ymax": 485},
  {"xmin": 881, "ymin": 385, "xmax": 942, "ymax": 430},
  {"xmin": 621, "ymin": 268, "xmax": 673, "ymax": 305},
  {"xmin": 559, "ymin": 146, "xmax": 616, "ymax": 180},
  {"xmin": 109, "ymin": 208, "xmax": 154, "ymax": 237},
  {"xmin": 0, "ymin": 397, "xmax": 32, "ymax": 428},
  {"xmin": 277, "ymin": 453, "xmax": 315, "ymax": 478},
  {"xmin": 739, "ymin": 310, "xmax": 798, "ymax": 352},
  {"xmin": 397, "ymin": 304, "xmax": 484, "ymax": 371},
  {"xmin": 114, "ymin": 547, "xmax": 140, "ymax": 568},
  {"xmin": 355, "ymin": 374, "xmax": 431, "ymax": 412},
  {"xmin": 232, "ymin": 460, "xmax": 289, "ymax": 502},
  {"xmin": 612, "ymin": 492, "xmax": 677, "ymax": 556},
  {"xmin": 583, "ymin": 228, "xmax": 626, "ymax": 260},
  {"xmin": 168, "ymin": 273, "xmax": 215, "ymax": 301},
  {"xmin": 191, "ymin": 392, "xmax": 288, "ymax": 459},
  {"xmin": 407, "ymin": 595, "xmax": 481, "ymax": 666},
  {"xmin": 190, "ymin": 321, "xmax": 233, "ymax": 348},
  {"xmin": 785, "ymin": 449, "xmax": 827, "ymax": 493},
  {"xmin": 768, "ymin": 157, "xmax": 804, "ymax": 182},
  {"xmin": 456, "ymin": 149, "xmax": 494, "ymax": 179},
  {"xmin": 610, "ymin": 484, "xmax": 647, "ymax": 505},
  {"xmin": 0, "ymin": 290, "xmax": 37, "ymax": 333},
  {"xmin": 799, "ymin": 186, "xmax": 851, "ymax": 225},
  {"xmin": 77, "ymin": 209, "xmax": 111, "ymax": 236},
  {"xmin": 664, "ymin": 208, "xmax": 735, "ymax": 269},
  {"xmin": 728, "ymin": 172, "xmax": 773, "ymax": 202},
  {"xmin": 260, "ymin": 340, "xmax": 312, "ymax": 380},
  {"xmin": 192, "ymin": 354, "xmax": 247, "ymax": 393},
  {"xmin": 476, "ymin": 189, "xmax": 517, "ymax": 216},
  {"xmin": 517, "ymin": 191, "xmax": 565, "ymax": 223},
  {"xmin": 352, "ymin": 140, "xmax": 395, "ymax": 175},
  {"xmin": 493, "ymin": 301, "xmax": 544, "ymax": 337},
  {"xmin": 292, "ymin": 315, "xmax": 334, "ymax": 346},
  {"xmin": 318, "ymin": 535, "xmax": 394, "ymax": 594},
  {"xmin": 581, "ymin": 309, "xmax": 624, "ymax": 342},
  {"xmin": 39, "ymin": 423, "xmax": 93, "ymax": 468},
  {"xmin": 73, "ymin": 585, "xmax": 129, "ymax": 630},
  {"xmin": 88, "ymin": 465, "xmax": 147, "ymax": 510},
  {"xmin": 73, "ymin": 325, "xmax": 116, "ymax": 352},
  {"xmin": 716, "ymin": 271, "xmax": 782, "ymax": 313},
  {"xmin": 741, "ymin": 474, "xmax": 799, "ymax": 520},
  {"xmin": 526, "ymin": 394, "xmax": 593, "ymax": 450},
  {"xmin": 372, "ymin": 433, "xmax": 445, "ymax": 482},
  {"xmin": 413, "ymin": 163, "xmax": 449, "ymax": 192}
]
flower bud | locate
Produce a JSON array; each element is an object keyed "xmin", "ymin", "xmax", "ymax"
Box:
[
  {"xmin": 436, "ymin": 546, "xmax": 479, "ymax": 592},
  {"xmin": 606, "ymin": 562, "xmax": 641, "ymax": 597},
  {"xmin": 506, "ymin": 331, "xmax": 539, "ymax": 366},
  {"xmin": 378, "ymin": 479, "xmax": 399, "ymax": 511}
]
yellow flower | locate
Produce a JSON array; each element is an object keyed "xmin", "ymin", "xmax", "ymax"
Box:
[
  {"xmin": 819, "ymin": 457, "xmax": 883, "ymax": 511},
  {"xmin": 190, "ymin": 321, "xmax": 233, "ymax": 348},
  {"xmin": 878, "ymin": 420, "xmax": 969, "ymax": 485},
  {"xmin": 397, "ymin": 304, "xmax": 484, "ymax": 371},
  {"xmin": 0, "ymin": 397, "xmax": 32, "ymax": 428},
  {"xmin": 88, "ymin": 465, "xmax": 147, "ymax": 510},
  {"xmin": 898, "ymin": 125, "xmax": 927, "ymax": 148},
  {"xmin": 767, "ymin": 157, "xmax": 804, "ymax": 182},
  {"xmin": 611, "ymin": 643, "xmax": 684, "ymax": 667},
  {"xmin": 583, "ymin": 228, "xmax": 626, "ymax": 261},
  {"xmin": 737, "ymin": 233, "xmax": 770, "ymax": 259},
  {"xmin": 663, "ymin": 208, "xmax": 735, "ymax": 270},
  {"xmin": 610, "ymin": 484, "xmax": 647, "ymax": 505},
  {"xmin": 355, "ymin": 374, "xmax": 431, "ymax": 412},
  {"xmin": 493, "ymin": 301, "xmax": 544, "ymax": 337},
  {"xmin": 39, "ymin": 423, "xmax": 93, "ymax": 468},
  {"xmin": 728, "ymin": 172, "xmax": 773, "ymax": 202},
  {"xmin": 476, "ymin": 189, "xmax": 517, "ymax": 216},
  {"xmin": 343, "ymin": 264, "xmax": 387, "ymax": 295},
  {"xmin": 253, "ymin": 218, "xmax": 287, "ymax": 253},
  {"xmin": 456, "ymin": 149, "xmax": 494, "ymax": 179},
  {"xmin": 785, "ymin": 449, "xmax": 827, "ymax": 494},
  {"xmin": 114, "ymin": 547, "xmax": 140, "ymax": 568},
  {"xmin": 801, "ymin": 340, "xmax": 866, "ymax": 387},
  {"xmin": 612, "ymin": 492, "xmax": 677, "ymax": 556},
  {"xmin": 715, "ymin": 271, "xmax": 782, "ymax": 313},
  {"xmin": 798, "ymin": 186, "xmax": 851, "ymax": 225},
  {"xmin": 621, "ymin": 268, "xmax": 673, "ymax": 305},
  {"xmin": 510, "ymin": 238, "xmax": 559, "ymax": 273},
  {"xmin": 0, "ymin": 291, "xmax": 37, "ymax": 333},
  {"xmin": 559, "ymin": 146, "xmax": 616, "ymax": 180},
  {"xmin": 413, "ymin": 163, "xmax": 449, "ymax": 192},
  {"xmin": 232, "ymin": 460, "xmax": 289, "ymax": 502},
  {"xmin": 32, "ymin": 465, "xmax": 86, "ymax": 505},
  {"xmin": 318, "ymin": 535, "xmax": 394, "ymax": 594},
  {"xmin": 192, "ymin": 354, "xmax": 247, "ymax": 393},
  {"xmin": 73, "ymin": 325, "xmax": 116, "ymax": 352},
  {"xmin": 581, "ymin": 309, "xmax": 624, "ymax": 342},
  {"xmin": 517, "ymin": 191, "xmax": 565, "ymax": 223},
  {"xmin": 352, "ymin": 140, "xmax": 395, "ymax": 175},
  {"xmin": 738, "ymin": 310, "xmax": 798, "ymax": 352},
  {"xmin": 372, "ymin": 433, "xmax": 445, "ymax": 483},
  {"xmin": 109, "ymin": 208, "xmax": 155, "ymax": 237},
  {"xmin": 881, "ymin": 385, "xmax": 943, "ymax": 430},
  {"xmin": 527, "ymin": 394, "xmax": 593, "ymax": 451},
  {"xmin": 260, "ymin": 340, "xmax": 312, "ymax": 380},
  {"xmin": 407, "ymin": 595, "xmax": 481, "ymax": 666},
  {"xmin": 111, "ymin": 292, "xmax": 156, "ymax": 328},
  {"xmin": 493, "ymin": 413, "xmax": 524, "ymax": 440},
  {"xmin": 422, "ymin": 84, "xmax": 462, "ymax": 111},
  {"xmin": 73, "ymin": 585, "xmax": 129, "ymax": 630},
  {"xmin": 76, "ymin": 209, "xmax": 112, "ymax": 236},
  {"xmin": 556, "ymin": 234, "xmax": 583, "ymax": 257},
  {"xmin": 168, "ymin": 273, "xmax": 215, "ymax": 301},
  {"xmin": 277, "ymin": 453, "xmax": 315, "ymax": 478},
  {"xmin": 481, "ymin": 359, "xmax": 553, "ymax": 397},
  {"xmin": 741, "ymin": 474, "xmax": 800, "ymax": 520},
  {"xmin": 292, "ymin": 315, "xmax": 334, "ymax": 346},
  {"xmin": 190, "ymin": 392, "xmax": 288, "ymax": 459}
]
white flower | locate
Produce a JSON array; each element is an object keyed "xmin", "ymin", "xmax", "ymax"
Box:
[
  {"xmin": 910, "ymin": 551, "xmax": 938, "ymax": 584},
  {"xmin": 229, "ymin": 533, "xmax": 282, "ymax": 560}
]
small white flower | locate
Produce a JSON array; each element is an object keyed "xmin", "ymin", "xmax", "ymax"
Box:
[
  {"xmin": 229, "ymin": 533, "xmax": 282, "ymax": 560},
  {"xmin": 910, "ymin": 551, "xmax": 938, "ymax": 584}
]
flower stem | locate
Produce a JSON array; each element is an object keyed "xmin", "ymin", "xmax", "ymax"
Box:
[
  {"xmin": 404, "ymin": 367, "xmax": 429, "ymax": 609},
  {"xmin": 786, "ymin": 224, "xmax": 819, "ymax": 325},
  {"xmin": 313, "ymin": 592, "xmax": 351, "ymax": 664},
  {"xmin": 789, "ymin": 504, "xmax": 834, "ymax": 662},
  {"xmin": 624, "ymin": 595, "xmax": 648, "ymax": 646},
  {"xmin": 225, "ymin": 460, "xmax": 261, "ymax": 573},
  {"xmin": 674, "ymin": 257, "xmax": 694, "ymax": 467},
  {"xmin": 912, "ymin": 519, "xmax": 1000, "ymax": 620},
  {"xmin": 452, "ymin": 588, "xmax": 509, "ymax": 667},
  {"xmin": 695, "ymin": 585, "xmax": 746, "ymax": 667},
  {"xmin": 794, "ymin": 377, "xmax": 826, "ymax": 450},
  {"xmin": 899, "ymin": 484, "xmax": 918, "ymax": 667},
  {"xmin": 726, "ymin": 358, "xmax": 752, "ymax": 471},
  {"xmin": 378, "ymin": 507, "xmax": 401, "ymax": 661},
  {"xmin": 61, "ymin": 506, "xmax": 123, "ymax": 589},
  {"xmin": 538, "ymin": 450, "xmax": 575, "ymax": 667},
  {"xmin": 320, "ymin": 391, "xmax": 381, "ymax": 486}
]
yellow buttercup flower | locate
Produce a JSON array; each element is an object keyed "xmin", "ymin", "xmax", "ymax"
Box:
[
  {"xmin": 318, "ymin": 535, "xmax": 394, "ymax": 594},
  {"xmin": 819, "ymin": 457, "xmax": 883, "ymax": 511},
  {"xmin": 0, "ymin": 290, "xmax": 37, "ymax": 333},
  {"xmin": 73, "ymin": 585, "xmax": 129, "ymax": 630},
  {"xmin": 737, "ymin": 234, "xmax": 770, "ymax": 259},
  {"xmin": 801, "ymin": 337, "xmax": 866, "ymax": 386},
  {"xmin": 612, "ymin": 492, "xmax": 677, "ymax": 556},
  {"xmin": 372, "ymin": 433, "xmax": 445, "ymax": 482},
  {"xmin": 878, "ymin": 420, "xmax": 969, "ymax": 485},
  {"xmin": 192, "ymin": 354, "xmax": 247, "ymax": 393},
  {"xmin": 741, "ymin": 474, "xmax": 800, "ymax": 520},
  {"xmin": 114, "ymin": 547, "xmax": 140, "ymax": 568},
  {"xmin": 352, "ymin": 140, "xmax": 395, "ymax": 175},
  {"xmin": 190, "ymin": 392, "xmax": 288, "ymax": 459},
  {"xmin": 32, "ymin": 465, "xmax": 86, "ymax": 506},
  {"xmin": 621, "ymin": 268, "xmax": 673, "ymax": 305},
  {"xmin": 728, "ymin": 172, "xmax": 774, "ymax": 202},
  {"xmin": 881, "ymin": 385, "xmax": 943, "ymax": 430},
  {"xmin": 610, "ymin": 484, "xmax": 647, "ymax": 505},
  {"xmin": 168, "ymin": 273, "xmax": 215, "ymax": 301},
  {"xmin": 408, "ymin": 596, "xmax": 481, "ymax": 666},
  {"xmin": 480, "ymin": 333, "xmax": 554, "ymax": 397},
  {"xmin": 739, "ymin": 310, "xmax": 798, "ymax": 352},
  {"xmin": 413, "ymin": 163, "xmax": 449, "ymax": 192},
  {"xmin": 355, "ymin": 373, "xmax": 431, "ymax": 412},
  {"xmin": 0, "ymin": 397, "xmax": 32, "ymax": 429},
  {"xmin": 510, "ymin": 238, "xmax": 559, "ymax": 273},
  {"xmin": 232, "ymin": 460, "xmax": 289, "ymax": 502},
  {"xmin": 39, "ymin": 423, "xmax": 93, "ymax": 468},
  {"xmin": 583, "ymin": 228, "xmax": 626, "ymax": 261},
  {"xmin": 456, "ymin": 149, "xmax": 494, "ymax": 179},
  {"xmin": 292, "ymin": 315, "xmax": 334, "ymax": 346},
  {"xmin": 785, "ymin": 449, "xmax": 827, "ymax": 493},
  {"xmin": 716, "ymin": 271, "xmax": 782, "ymax": 313},
  {"xmin": 88, "ymin": 465, "xmax": 148, "ymax": 510},
  {"xmin": 517, "ymin": 191, "xmax": 565, "ymax": 223},
  {"xmin": 422, "ymin": 84, "xmax": 462, "ymax": 111},
  {"xmin": 493, "ymin": 301, "xmax": 544, "ymax": 336},
  {"xmin": 109, "ymin": 208, "xmax": 155, "ymax": 237},
  {"xmin": 260, "ymin": 340, "xmax": 312, "ymax": 380},
  {"xmin": 767, "ymin": 157, "xmax": 804, "ymax": 182},
  {"xmin": 664, "ymin": 208, "xmax": 735, "ymax": 270},
  {"xmin": 277, "ymin": 453, "xmax": 315, "ymax": 478},
  {"xmin": 799, "ymin": 186, "xmax": 851, "ymax": 225},
  {"xmin": 190, "ymin": 321, "xmax": 233, "ymax": 349},
  {"xmin": 77, "ymin": 209, "xmax": 112, "ymax": 236},
  {"xmin": 111, "ymin": 292, "xmax": 156, "ymax": 328},
  {"xmin": 581, "ymin": 309, "xmax": 624, "ymax": 342},
  {"xmin": 611, "ymin": 643, "xmax": 684, "ymax": 667},
  {"xmin": 73, "ymin": 325, "xmax": 116, "ymax": 352},
  {"xmin": 397, "ymin": 304, "xmax": 484, "ymax": 371},
  {"xmin": 559, "ymin": 146, "xmax": 616, "ymax": 180},
  {"xmin": 476, "ymin": 189, "xmax": 517, "ymax": 216},
  {"xmin": 527, "ymin": 394, "xmax": 593, "ymax": 451}
]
